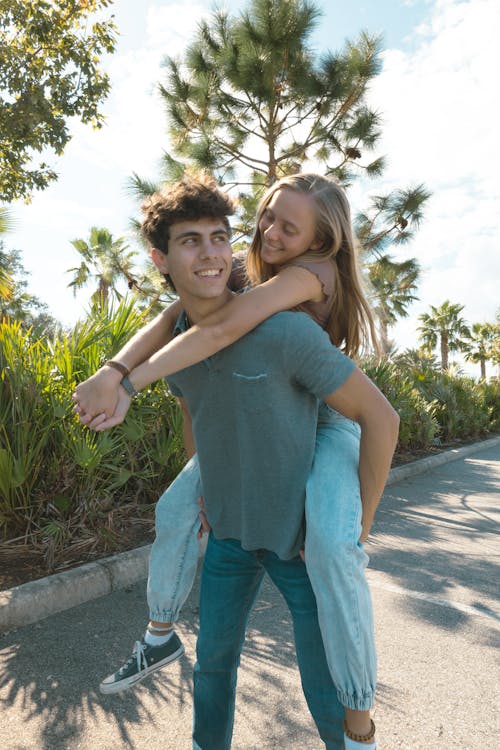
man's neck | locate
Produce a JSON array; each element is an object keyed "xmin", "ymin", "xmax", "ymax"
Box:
[{"xmin": 182, "ymin": 288, "xmax": 234, "ymax": 325}]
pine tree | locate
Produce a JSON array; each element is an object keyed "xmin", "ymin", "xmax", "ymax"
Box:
[{"xmin": 153, "ymin": 0, "xmax": 430, "ymax": 250}]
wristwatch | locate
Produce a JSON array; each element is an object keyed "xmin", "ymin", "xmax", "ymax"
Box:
[{"xmin": 120, "ymin": 374, "xmax": 139, "ymax": 398}]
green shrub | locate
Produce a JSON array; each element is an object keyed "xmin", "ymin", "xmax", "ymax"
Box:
[
  {"xmin": 0, "ymin": 301, "xmax": 184, "ymax": 567},
  {"xmin": 362, "ymin": 356, "xmax": 498, "ymax": 448},
  {"xmin": 413, "ymin": 372, "xmax": 492, "ymax": 441},
  {"xmin": 476, "ymin": 379, "xmax": 500, "ymax": 432},
  {"xmin": 1, "ymin": 300, "xmax": 497, "ymax": 569},
  {"xmin": 362, "ymin": 359, "xmax": 439, "ymax": 450}
]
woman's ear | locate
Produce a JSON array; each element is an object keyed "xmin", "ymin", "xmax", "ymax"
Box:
[
  {"xmin": 151, "ymin": 246, "xmax": 168, "ymax": 274},
  {"xmin": 310, "ymin": 238, "xmax": 323, "ymax": 251}
]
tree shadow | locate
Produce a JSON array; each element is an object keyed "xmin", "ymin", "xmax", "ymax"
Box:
[
  {"xmin": 0, "ymin": 580, "xmax": 194, "ymax": 749},
  {"xmin": 369, "ymin": 452, "xmax": 500, "ymax": 633},
  {"xmin": 0, "ymin": 564, "xmax": 341, "ymax": 749}
]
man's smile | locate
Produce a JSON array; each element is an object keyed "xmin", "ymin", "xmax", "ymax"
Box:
[{"xmin": 195, "ymin": 268, "xmax": 224, "ymax": 278}]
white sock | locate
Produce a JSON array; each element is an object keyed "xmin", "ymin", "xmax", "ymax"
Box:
[
  {"xmin": 144, "ymin": 626, "xmax": 173, "ymax": 647},
  {"xmin": 344, "ymin": 736, "xmax": 376, "ymax": 750}
]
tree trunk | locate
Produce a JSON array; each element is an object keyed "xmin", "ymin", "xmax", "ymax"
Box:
[
  {"xmin": 440, "ymin": 333, "xmax": 448, "ymax": 370},
  {"xmin": 480, "ymin": 359, "xmax": 486, "ymax": 380},
  {"xmin": 378, "ymin": 315, "xmax": 390, "ymax": 356}
]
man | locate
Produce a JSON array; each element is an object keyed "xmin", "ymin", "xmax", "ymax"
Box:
[{"xmin": 78, "ymin": 175, "xmax": 399, "ymax": 749}]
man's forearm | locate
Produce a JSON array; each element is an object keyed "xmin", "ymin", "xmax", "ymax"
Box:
[
  {"xmin": 357, "ymin": 415, "xmax": 399, "ymax": 539},
  {"xmin": 322, "ymin": 368, "xmax": 400, "ymax": 540},
  {"xmin": 110, "ymin": 301, "xmax": 181, "ymax": 370}
]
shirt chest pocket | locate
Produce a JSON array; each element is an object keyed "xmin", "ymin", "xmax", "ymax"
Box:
[{"xmin": 231, "ymin": 372, "xmax": 272, "ymax": 414}]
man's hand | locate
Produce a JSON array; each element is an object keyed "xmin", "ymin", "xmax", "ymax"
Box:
[
  {"xmin": 359, "ymin": 512, "xmax": 374, "ymax": 543},
  {"xmin": 83, "ymin": 387, "xmax": 133, "ymax": 432},
  {"xmin": 73, "ymin": 367, "xmax": 122, "ymax": 423},
  {"xmin": 197, "ymin": 496, "xmax": 211, "ymax": 538}
]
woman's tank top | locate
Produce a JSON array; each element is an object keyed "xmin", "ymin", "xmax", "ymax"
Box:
[{"xmin": 228, "ymin": 251, "xmax": 335, "ymax": 331}]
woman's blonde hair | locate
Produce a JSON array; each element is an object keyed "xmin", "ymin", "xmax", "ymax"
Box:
[{"xmin": 246, "ymin": 173, "xmax": 379, "ymax": 358}]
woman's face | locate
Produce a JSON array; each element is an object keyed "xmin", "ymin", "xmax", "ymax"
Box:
[{"xmin": 258, "ymin": 188, "xmax": 319, "ymax": 267}]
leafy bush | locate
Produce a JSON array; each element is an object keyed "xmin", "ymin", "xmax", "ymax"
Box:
[
  {"xmin": 362, "ymin": 355, "xmax": 497, "ymax": 448},
  {"xmin": 1, "ymin": 303, "xmax": 497, "ymax": 570},
  {"xmin": 473, "ymin": 379, "xmax": 500, "ymax": 432},
  {"xmin": 362, "ymin": 359, "xmax": 439, "ymax": 449},
  {"xmin": 0, "ymin": 301, "xmax": 184, "ymax": 568},
  {"xmin": 413, "ymin": 372, "xmax": 492, "ymax": 441}
]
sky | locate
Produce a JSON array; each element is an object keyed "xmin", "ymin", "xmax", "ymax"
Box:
[{"xmin": 5, "ymin": 0, "xmax": 500, "ymax": 374}]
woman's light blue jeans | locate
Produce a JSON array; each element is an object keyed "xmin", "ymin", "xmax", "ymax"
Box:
[{"xmin": 147, "ymin": 406, "xmax": 376, "ymax": 711}]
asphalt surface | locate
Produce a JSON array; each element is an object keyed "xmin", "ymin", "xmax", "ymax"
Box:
[{"xmin": 0, "ymin": 439, "xmax": 499, "ymax": 749}]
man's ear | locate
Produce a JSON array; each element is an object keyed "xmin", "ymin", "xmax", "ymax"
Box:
[{"xmin": 151, "ymin": 247, "xmax": 168, "ymax": 274}]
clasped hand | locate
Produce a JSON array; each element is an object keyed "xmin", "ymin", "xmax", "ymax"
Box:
[{"xmin": 72, "ymin": 369, "xmax": 132, "ymax": 431}]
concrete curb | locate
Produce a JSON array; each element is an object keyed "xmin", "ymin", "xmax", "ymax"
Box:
[
  {"xmin": 1, "ymin": 436, "xmax": 499, "ymax": 633},
  {"xmin": 386, "ymin": 434, "xmax": 500, "ymax": 485},
  {"xmin": 0, "ymin": 544, "xmax": 152, "ymax": 634}
]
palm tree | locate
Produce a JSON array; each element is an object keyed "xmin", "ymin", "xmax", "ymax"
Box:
[
  {"xmin": 67, "ymin": 227, "xmax": 138, "ymax": 309},
  {"xmin": 368, "ymin": 255, "xmax": 420, "ymax": 354},
  {"xmin": 393, "ymin": 347, "xmax": 439, "ymax": 375},
  {"xmin": 464, "ymin": 322, "xmax": 498, "ymax": 380},
  {"xmin": 418, "ymin": 300, "xmax": 470, "ymax": 370}
]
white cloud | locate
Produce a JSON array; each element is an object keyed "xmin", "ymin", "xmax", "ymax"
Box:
[
  {"xmin": 362, "ymin": 0, "xmax": 500, "ymax": 355},
  {"xmin": 67, "ymin": 2, "xmax": 212, "ymax": 177}
]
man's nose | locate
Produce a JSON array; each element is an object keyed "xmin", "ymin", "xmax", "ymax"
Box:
[{"xmin": 200, "ymin": 238, "xmax": 219, "ymax": 257}]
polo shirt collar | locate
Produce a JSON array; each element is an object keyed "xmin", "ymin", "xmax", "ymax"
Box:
[{"xmin": 173, "ymin": 310, "xmax": 189, "ymax": 336}]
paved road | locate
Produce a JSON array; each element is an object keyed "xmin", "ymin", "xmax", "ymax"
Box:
[{"xmin": 1, "ymin": 444, "xmax": 498, "ymax": 749}]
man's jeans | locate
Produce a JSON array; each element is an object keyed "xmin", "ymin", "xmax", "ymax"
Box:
[{"xmin": 192, "ymin": 534, "xmax": 345, "ymax": 750}]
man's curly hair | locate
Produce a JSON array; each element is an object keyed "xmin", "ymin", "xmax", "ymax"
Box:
[{"xmin": 141, "ymin": 173, "xmax": 236, "ymax": 254}]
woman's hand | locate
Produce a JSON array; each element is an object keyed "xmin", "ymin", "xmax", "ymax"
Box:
[
  {"xmin": 73, "ymin": 367, "xmax": 122, "ymax": 423},
  {"xmin": 88, "ymin": 387, "xmax": 133, "ymax": 431}
]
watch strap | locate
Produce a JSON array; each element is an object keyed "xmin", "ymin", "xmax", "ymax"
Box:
[{"xmin": 120, "ymin": 374, "xmax": 138, "ymax": 398}]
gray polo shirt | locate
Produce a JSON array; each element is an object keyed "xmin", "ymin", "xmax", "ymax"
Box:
[{"xmin": 167, "ymin": 311, "xmax": 356, "ymax": 559}]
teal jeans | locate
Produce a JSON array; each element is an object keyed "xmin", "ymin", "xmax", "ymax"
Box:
[{"xmin": 193, "ymin": 534, "xmax": 345, "ymax": 749}]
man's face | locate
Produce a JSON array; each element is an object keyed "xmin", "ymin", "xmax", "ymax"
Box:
[{"xmin": 152, "ymin": 218, "xmax": 233, "ymax": 304}]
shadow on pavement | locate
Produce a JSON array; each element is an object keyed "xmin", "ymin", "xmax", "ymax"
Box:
[
  {"xmin": 0, "ymin": 565, "xmax": 331, "ymax": 749},
  {"xmin": 369, "ymin": 450, "xmax": 500, "ymax": 638}
]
